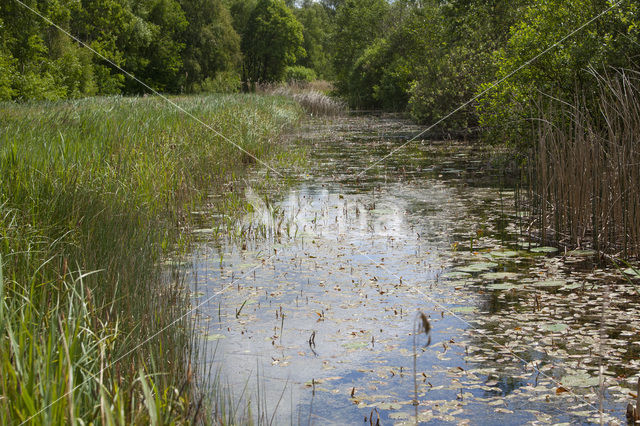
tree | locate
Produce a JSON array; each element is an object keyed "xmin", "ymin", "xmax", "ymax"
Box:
[
  {"xmin": 124, "ymin": 0, "xmax": 188, "ymax": 93},
  {"xmin": 179, "ymin": 0, "xmax": 241, "ymax": 92},
  {"xmin": 293, "ymin": 0, "xmax": 334, "ymax": 79},
  {"xmin": 476, "ymin": 0, "xmax": 640, "ymax": 145},
  {"xmin": 332, "ymin": 0, "xmax": 388, "ymax": 99},
  {"xmin": 242, "ymin": 0, "xmax": 305, "ymax": 83}
]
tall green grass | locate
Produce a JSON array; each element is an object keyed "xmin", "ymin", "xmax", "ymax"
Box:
[{"xmin": 0, "ymin": 94, "xmax": 302, "ymax": 423}]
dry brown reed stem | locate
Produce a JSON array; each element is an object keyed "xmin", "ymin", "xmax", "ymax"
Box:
[
  {"xmin": 258, "ymin": 82, "xmax": 346, "ymax": 116},
  {"xmin": 531, "ymin": 68, "xmax": 640, "ymax": 258}
]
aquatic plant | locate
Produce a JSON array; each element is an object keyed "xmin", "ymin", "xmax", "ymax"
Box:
[{"xmin": 528, "ymin": 68, "xmax": 640, "ymax": 259}]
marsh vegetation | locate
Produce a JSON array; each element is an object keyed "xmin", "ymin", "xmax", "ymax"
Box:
[{"xmin": 0, "ymin": 94, "xmax": 302, "ymax": 423}]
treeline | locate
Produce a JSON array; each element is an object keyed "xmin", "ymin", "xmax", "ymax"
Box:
[
  {"xmin": 0, "ymin": 0, "xmax": 322, "ymax": 100},
  {"xmin": 330, "ymin": 0, "xmax": 640, "ymax": 137},
  {"xmin": 3, "ymin": 0, "xmax": 640, "ymax": 142}
]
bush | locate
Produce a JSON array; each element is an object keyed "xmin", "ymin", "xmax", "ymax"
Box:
[{"xmin": 284, "ymin": 65, "xmax": 317, "ymax": 83}]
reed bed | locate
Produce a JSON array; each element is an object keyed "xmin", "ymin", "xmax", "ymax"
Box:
[
  {"xmin": 0, "ymin": 94, "xmax": 302, "ymax": 423},
  {"xmin": 528, "ymin": 69, "xmax": 640, "ymax": 258},
  {"xmin": 259, "ymin": 82, "xmax": 346, "ymax": 116}
]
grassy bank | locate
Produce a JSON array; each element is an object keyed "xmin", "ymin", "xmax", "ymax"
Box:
[{"xmin": 0, "ymin": 94, "xmax": 302, "ymax": 423}]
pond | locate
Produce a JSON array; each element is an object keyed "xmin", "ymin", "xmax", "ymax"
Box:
[{"xmin": 187, "ymin": 114, "xmax": 640, "ymax": 425}]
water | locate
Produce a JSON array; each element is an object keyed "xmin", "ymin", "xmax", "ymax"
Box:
[{"xmin": 188, "ymin": 114, "xmax": 639, "ymax": 424}]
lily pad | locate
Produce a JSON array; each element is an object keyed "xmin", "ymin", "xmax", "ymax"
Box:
[
  {"xmin": 455, "ymin": 262, "xmax": 499, "ymax": 273},
  {"xmin": 451, "ymin": 306, "xmax": 478, "ymax": 313},
  {"xmin": 480, "ymin": 272, "xmax": 518, "ymax": 280},
  {"xmin": 486, "ymin": 282, "xmax": 518, "ymax": 291},
  {"xmin": 441, "ymin": 271, "xmax": 472, "ymax": 279},
  {"xmin": 490, "ymin": 250, "xmax": 519, "ymax": 258},
  {"xmin": 205, "ymin": 333, "xmax": 226, "ymax": 341},
  {"xmin": 342, "ymin": 341, "xmax": 369, "ymax": 350},
  {"xmin": 623, "ymin": 267, "xmax": 640, "ymax": 278},
  {"xmin": 560, "ymin": 371, "xmax": 600, "ymax": 387},
  {"xmin": 566, "ymin": 249, "xmax": 597, "ymax": 257},
  {"xmin": 560, "ymin": 283, "xmax": 583, "ymax": 290},
  {"xmin": 192, "ymin": 228, "xmax": 215, "ymax": 235},
  {"xmin": 530, "ymin": 246, "xmax": 558, "ymax": 254},
  {"xmin": 541, "ymin": 323, "xmax": 569, "ymax": 332},
  {"xmin": 531, "ymin": 279, "xmax": 565, "ymax": 287}
]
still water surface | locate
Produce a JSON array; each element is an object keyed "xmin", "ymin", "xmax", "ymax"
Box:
[{"xmin": 188, "ymin": 115, "xmax": 639, "ymax": 424}]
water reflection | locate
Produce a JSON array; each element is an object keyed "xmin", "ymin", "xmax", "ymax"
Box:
[{"xmin": 188, "ymin": 115, "xmax": 635, "ymax": 424}]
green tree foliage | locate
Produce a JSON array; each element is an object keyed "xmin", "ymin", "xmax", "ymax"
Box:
[
  {"xmin": 407, "ymin": 0, "xmax": 527, "ymax": 126},
  {"xmin": 123, "ymin": 0, "xmax": 187, "ymax": 93},
  {"xmin": 180, "ymin": 0, "xmax": 241, "ymax": 92},
  {"xmin": 0, "ymin": 0, "xmax": 244, "ymax": 99},
  {"xmin": 242, "ymin": 0, "xmax": 305, "ymax": 83},
  {"xmin": 476, "ymin": 0, "xmax": 640, "ymax": 144},
  {"xmin": 293, "ymin": 0, "xmax": 335, "ymax": 79},
  {"xmin": 332, "ymin": 0, "xmax": 388, "ymax": 102}
]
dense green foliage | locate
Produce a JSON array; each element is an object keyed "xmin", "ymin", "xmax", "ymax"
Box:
[
  {"xmin": 0, "ymin": 94, "xmax": 302, "ymax": 422},
  {"xmin": 318, "ymin": 0, "xmax": 639, "ymax": 138},
  {"xmin": 241, "ymin": 0, "xmax": 305, "ymax": 83},
  {"xmin": 0, "ymin": 0, "xmax": 242, "ymax": 99}
]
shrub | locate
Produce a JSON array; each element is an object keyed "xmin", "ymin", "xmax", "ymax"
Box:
[{"xmin": 284, "ymin": 65, "xmax": 317, "ymax": 83}]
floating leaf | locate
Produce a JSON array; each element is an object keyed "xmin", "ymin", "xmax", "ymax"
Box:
[
  {"xmin": 192, "ymin": 228, "xmax": 214, "ymax": 234},
  {"xmin": 541, "ymin": 323, "xmax": 568, "ymax": 332},
  {"xmin": 486, "ymin": 282, "xmax": 518, "ymax": 291},
  {"xmin": 455, "ymin": 262, "xmax": 499, "ymax": 273},
  {"xmin": 342, "ymin": 341, "xmax": 368, "ymax": 350},
  {"xmin": 451, "ymin": 306, "xmax": 478, "ymax": 313},
  {"xmin": 531, "ymin": 279, "xmax": 565, "ymax": 287},
  {"xmin": 480, "ymin": 272, "xmax": 518, "ymax": 280},
  {"xmin": 441, "ymin": 271, "xmax": 472, "ymax": 279},
  {"xmin": 205, "ymin": 334, "xmax": 226, "ymax": 341},
  {"xmin": 566, "ymin": 249, "xmax": 597, "ymax": 257},
  {"xmin": 623, "ymin": 267, "xmax": 640, "ymax": 278},
  {"xmin": 530, "ymin": 246, "xmax": 558, "ymax": 254},
  {"xmin": 490, "ymin": 250, "xmax": 519, "ymax": 258},
  {"xmin": 560, "ymin": 371, "xmax": 600, "ymax": 387},
  {"xmin": 560, "ymin": 283, "xmax": 582, "ymax": 290}
]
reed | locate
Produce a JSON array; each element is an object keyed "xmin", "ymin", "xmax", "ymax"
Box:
[
  {"xmin": 0, "ymin": 94, "xmax": 302, "ymax": 423},
  {"xmin": 528, "ymin": 68, "xmax": 640, "ymax": 258},
  {"xmin": 259, "ymin": 82, "xmax": 346, "ymax": 116}
]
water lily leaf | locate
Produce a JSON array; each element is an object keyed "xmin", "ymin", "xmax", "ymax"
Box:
[
  {"xmin": 192, "ymin": 228, "xmax": 214, "ymax": 234},
  {"xmin": 560, "ymin": 283, "xmax": 582, "ymax": 290},
  {"xmin": 486, "ymin": 282, "xmax": 518, "ymax": 290},
  {"xmin": 451, "ymin": 306, "xmax": 478, "ymax": 313},
  {"xmin": 205, "ymin": 333, "xmax": 226, "ymax": 341},
  {"xmin": 480, "ymin": 272, "xmax": 518, "ymax": 280},
  {"xmin": 566, "ymin": 249, "xmax": 597, "ymax": 256},
  {"xmin": 455, "ymin": 262, "xmax": 498, "ymax": 273},
  {"xmin": 561, "ymin": 371, "xmax": 600, "ymax": 387},
  {"xmin": 441, "ymin": 271, "xmax": 472, "ymax": 279},
  {"xmin": 530, "ymin": 246, "xmax": 558, "ymax": 254},
  {"xmin": 342, "ymin": 341, "xmax": 368, "ymax": 350},
  {"xmin": 490, "ymin": 250, "xmax": 519, "ymax": 258},
  {"xmin": 623, "ymin": 267, "xmax": 640, "ymax": 278},
  {"xmin": 375, "ymin": 402, "xmax": 403, "ymax": 410},
  {"xmin": 542, "ymin": 323, "xmax": 568, "ymax": 332},
  {"xmin": 531, "ymin": 279, "xmax": 565, "ymax": 287}
]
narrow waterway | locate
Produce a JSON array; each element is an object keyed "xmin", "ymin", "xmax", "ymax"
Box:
[{"xmin": 188, "ymin": 114, "xmax": 640, "ymax": 425}]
